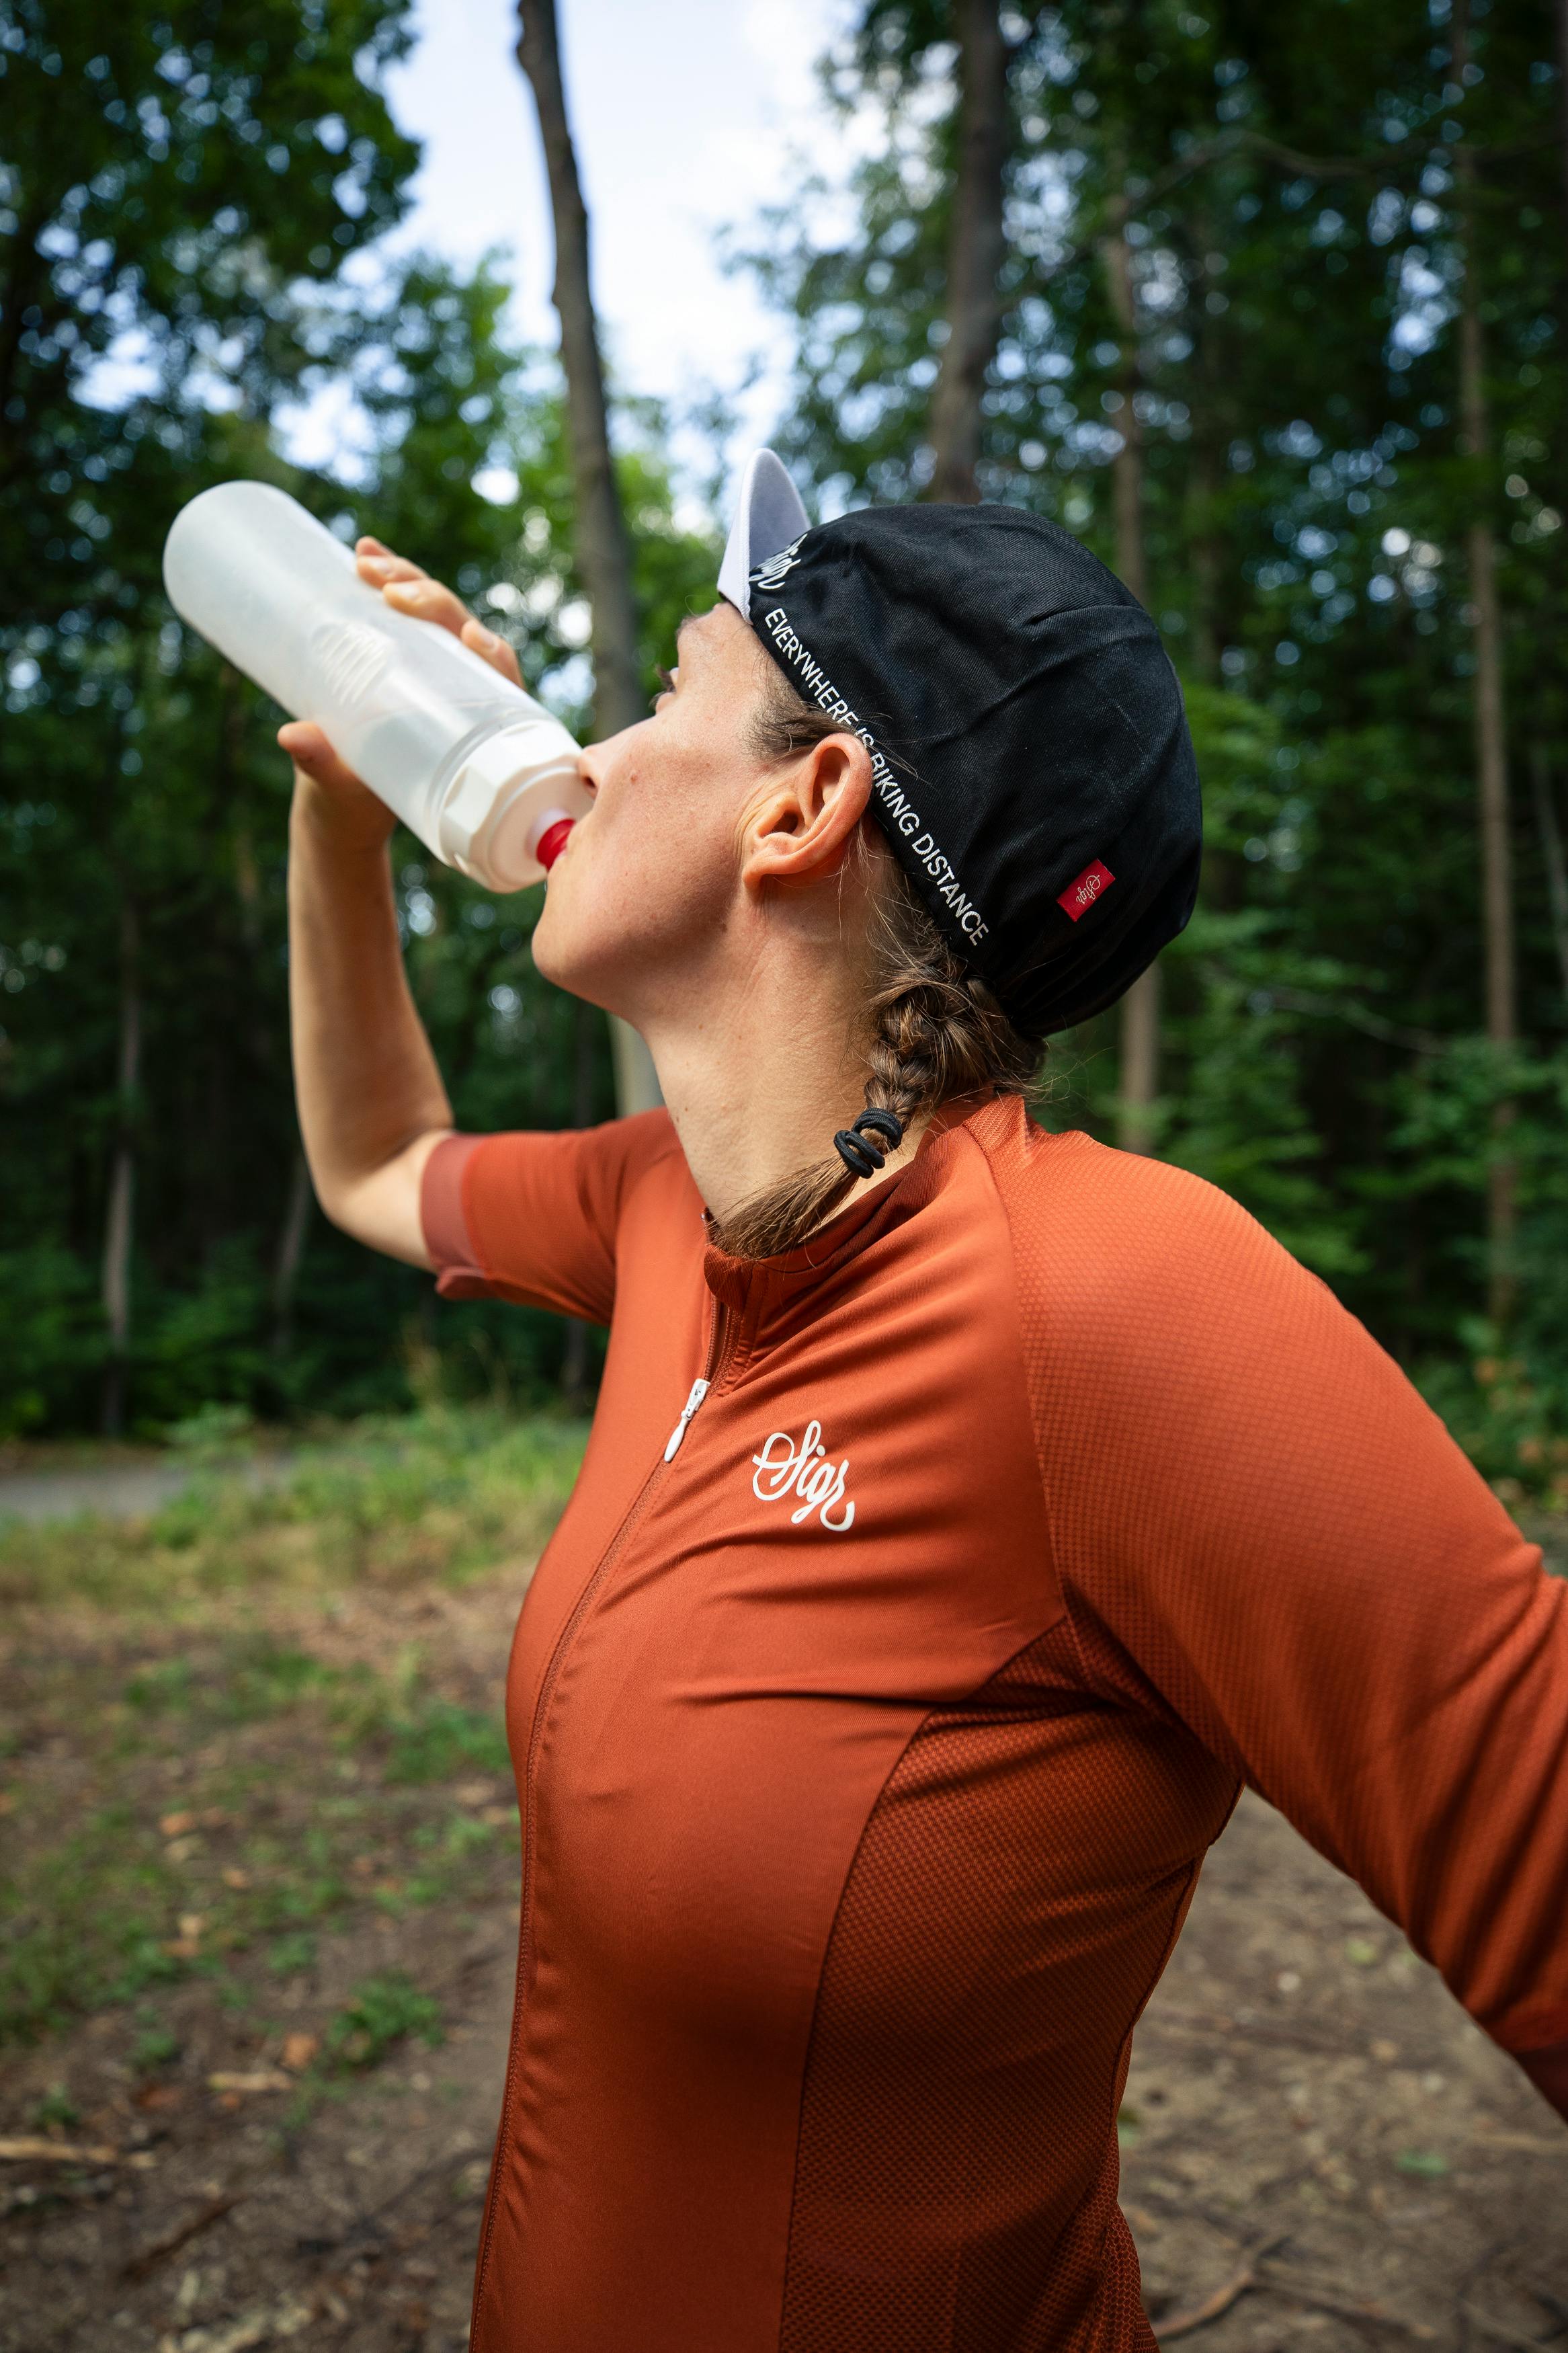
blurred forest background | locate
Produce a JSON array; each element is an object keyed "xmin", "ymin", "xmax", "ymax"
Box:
[{"xmin": 3, "ymin": 0, "xmax": 1567, "ymax": 1494}]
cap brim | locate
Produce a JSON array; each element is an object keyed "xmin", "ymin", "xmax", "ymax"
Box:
[{"xmin": 716, "ymin": 448, "xmax": 809, "ymax": 614}]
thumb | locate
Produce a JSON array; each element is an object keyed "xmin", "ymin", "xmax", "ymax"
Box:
[{"xmin": 278, "ymin": 720, "xmax": 369, "ymax": 796}]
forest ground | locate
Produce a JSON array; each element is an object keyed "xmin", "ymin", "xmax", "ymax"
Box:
[{"xmin": 1, "ymin": 1425, "xmax": 1565, "ymax": 2353}]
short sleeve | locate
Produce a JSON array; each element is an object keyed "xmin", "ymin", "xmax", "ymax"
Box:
[
  {"xmin": 1003, "ymin": 1137, "xmax": 1568, "ymax": 2102},
  {"xmin": 420, "ymin": 1109, "xmax": 684, "ymax": 1327}
]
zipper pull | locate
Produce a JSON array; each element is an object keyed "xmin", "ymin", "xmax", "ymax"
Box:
[{"xmin": 663, "ymin": 1378, "xmax": 710, "ymax": 1464}]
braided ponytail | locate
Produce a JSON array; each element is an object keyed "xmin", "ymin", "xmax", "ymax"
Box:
[{"xmin": 710, "ymin": 670, "xmax": 1040, "ymax": 1260}]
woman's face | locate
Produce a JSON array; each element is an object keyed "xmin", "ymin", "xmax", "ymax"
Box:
[{"xmin": 531, "ymin": 599, "xmax": 792, "ymax": 1022}]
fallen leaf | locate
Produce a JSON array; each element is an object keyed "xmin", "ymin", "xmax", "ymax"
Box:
[
  {"xmin": 134, "ymin": 2085, "xmax": 183, "ymax": 2113},
  {"xmin": 1370, "ymin": 2039, "xmax": 1399, "ymax": 2065},
  {"xmin": 1395, "ymin": 2147, "xmax": 1449, "ymax": 2179},
  {"xmin": 163, "ymin": 1938, "xmax": 202, "ymax": 1962},
  {"xmin": 206, "ymin": 2071, "xmax": 291, "ymax": 2095},
  {"xmin": 1345, "ymin": 1936, "xmax": 1380, "ymax": 1966},
  {"xmin": 220, "ymin": 1868, "xmax": 251, "ymax": 1891},
  {"xmin": 178, "ymin": 1915, "xmax": 206, "ymax": 1942},
  {"xmin": 159, "ymin": 1811, "xmax": 197, "ymax": 1838},
  {"xmin": 198, "ymin": 1808, "xmax": 230, "ymax": 1829},
  {"xmin": 280, "ymin": 2033, "xmax": 319, "ymax": 2074},
  {"xmin": 454, "ymin": 1780, "xmax": 495, "ymax": 1806},
  {"xmin": 0, "ymin": 1791, "xmax": 16, "ymax": 1816},
  {"xmin": 0, "ymin": 2136, "xmax": 120, "ymax": 2163},
  {"xmin": 481, "ymin": 1804, "xmax": 516, "ymax": 1827}
]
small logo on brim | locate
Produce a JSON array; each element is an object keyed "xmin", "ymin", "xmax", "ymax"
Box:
[{"xmin": 1058, "ymin": 860, "xmax": 1115, "ymax": 921}]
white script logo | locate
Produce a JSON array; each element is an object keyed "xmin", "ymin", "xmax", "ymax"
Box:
[
  {"xmin": 750, "ymin": 533, "xmax": 807, "ymax": 592},
  {"xmin": 751, "ymin": 1419, "xmax": 856, "ymax": 1532}
]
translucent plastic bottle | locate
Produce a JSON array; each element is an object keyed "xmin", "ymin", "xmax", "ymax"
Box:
[{"xmin": 162, "ymin": 481, "xmax": 589, "ymax": 889}]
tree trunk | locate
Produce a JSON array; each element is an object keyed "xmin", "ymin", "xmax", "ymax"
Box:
[
  {"xmin": 1454, "ymin": 0, "xmax": 1516, "ymax": 1326},
  {"xmin": 1103, "ymin": 214, "xmax": 1161, "ymax": 1154},
  {"xmin": 515, "ymin": 0, "xmax": 661, "ymax": 1117},
  {"xmin": 1532, "ymin": 749, "xmax": 1568, "ymax": 1008},
  {"xmin": 101, "ymin": 896, "xmax": 141, "ymax": 1436},
  {"xmin": 1187, "ymin": 434, "xmax": 1223, "ymax": 688},
  {"xmin": 270, "ymin": 1149, "xmax": 313, "ymax": 1360},
  {"xmin": 926, "ymin": 0, "xmax": 1007, "ymax": 504}
]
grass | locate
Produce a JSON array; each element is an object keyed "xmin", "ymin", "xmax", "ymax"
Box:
[
  {"xmin": 1, "ymin": 1644, "xmax": 523, "ymax": 2042},
  {"xmin": 325, "ymin": 1971, "xmax": 444, "ymax": 2071},
  {"xmin": 0, "ymin": 1404, "xmax": 587, "ymax": 1612},
  {"xmin": 0, "ymin": 1408, "xmax": 575, "ymax": 2048}
]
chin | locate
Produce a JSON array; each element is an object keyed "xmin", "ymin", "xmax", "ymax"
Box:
[{"xmin": 531, "ymin": 893, "xmax": 628, "ymax": 1020}]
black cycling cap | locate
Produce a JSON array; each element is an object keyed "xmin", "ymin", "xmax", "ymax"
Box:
[{"xmin": 716, "ymin": 449, "xmax": 1202, "ymax": 1041}]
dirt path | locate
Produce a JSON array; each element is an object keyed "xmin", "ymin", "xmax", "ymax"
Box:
[
  {"xmin": 0, "ymin": 1455, "xmax": 295, "ymax": 1528},
  {"xmin": 1124, "ymin": 1795, "xmax": 1568, "ymax": 2347},
  {"xmin": 5, "ymin": 1807, "xmax": 1564, "ymax": 2350},
  {"xmin": 3, "ymin": 1510, "xmax": 1564, "ymax": 2351}
]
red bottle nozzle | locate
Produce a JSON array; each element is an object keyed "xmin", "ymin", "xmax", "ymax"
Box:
[{"xmin": 536, "ymin": 817, "xmax": 575, "ymax": 873}]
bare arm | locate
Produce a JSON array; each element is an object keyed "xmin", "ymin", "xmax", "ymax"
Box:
[{"xmin": 283, "ymin": 542, "xmax": 525, "ymax": 1267}]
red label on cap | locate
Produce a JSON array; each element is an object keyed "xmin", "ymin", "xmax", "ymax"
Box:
[{"xmin": 1058, "ymin": 860, "xmax": 1115, "ymax": 921}]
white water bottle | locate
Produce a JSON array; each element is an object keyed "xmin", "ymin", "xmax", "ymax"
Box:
[{"xmin": 162, "ymin": 481, "xmax": 590, "ymax": 890}]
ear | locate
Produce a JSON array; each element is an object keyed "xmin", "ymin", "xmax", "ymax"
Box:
[{"xmin": 740, "ymin": 734, "xmax": 875, "ymax": 893}]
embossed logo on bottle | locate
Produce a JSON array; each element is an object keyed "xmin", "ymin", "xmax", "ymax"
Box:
[
  {"xmin": 751, "ymin": 1419, "xmax": 855, "ymax": 1532},
  {"xmin": 308, "ymin": 618, "xmax": 393, "ymax": 709}
]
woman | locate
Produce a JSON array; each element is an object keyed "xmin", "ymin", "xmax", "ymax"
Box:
[{"xmin": 283, "ymin": 452, "xmax": 1568, "ymax": 2353}]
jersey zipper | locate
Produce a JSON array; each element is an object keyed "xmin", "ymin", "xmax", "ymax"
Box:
[
  {"xmin": 470, "ymin": 1298, "xmax": 737, "ymax": 2342},
  {"xmin": 663, "ymin": 1376, "xmax": 709, "ymax": 1460}
]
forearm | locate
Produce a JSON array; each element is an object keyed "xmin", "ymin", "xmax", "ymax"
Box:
[{"xmin": 287, "ymin": 774, "xmax": 451, "ymax": 1263}]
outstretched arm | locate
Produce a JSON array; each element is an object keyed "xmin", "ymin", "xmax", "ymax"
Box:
[
  {"xmin": 1024, "ymin": 1147, "xmax": 1568, "ymax": 2120},
  {"xmin": 284, "ymin": 540, "xmax": 524, "ymax": 1266}
]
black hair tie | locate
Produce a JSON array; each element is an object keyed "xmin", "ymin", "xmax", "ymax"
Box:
[{"xmin": 833, "ymin": 1108, "xmax": 905, "ymax": 1181}]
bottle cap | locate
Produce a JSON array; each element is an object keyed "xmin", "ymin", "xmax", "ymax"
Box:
[
  {"xmin": 534, "ymin": 817, "xmax": 575, "ymax": 872},
  {"xmin": 438, "ymin": 719, "xmax": 590, "ymax": 890}
]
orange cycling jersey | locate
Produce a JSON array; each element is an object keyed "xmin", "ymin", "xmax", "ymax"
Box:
[{"xmin": 421, "ymin": 1094, "xmax": 1568, "ymax": 2353}]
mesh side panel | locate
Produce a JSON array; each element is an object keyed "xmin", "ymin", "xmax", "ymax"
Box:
[{"xmin": 780, "ymin": 1624, "xmax": 1229, "ymax": 2353}]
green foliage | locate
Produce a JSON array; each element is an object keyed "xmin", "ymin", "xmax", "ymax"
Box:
[
  {"xmin": 0, "ymin": 6, "xmax": 715, "ymax": 1434},
  {"xmin": 743, "ymin": 0, "xmax": 1568, "ymax": 1460},
  {"xmin": 324, "ymin": 1971, "xmax": 442, "ymax": 2071},
  {"xmin": 0, "ymin": 1407, "xmax": 587, "ymax": 1609},
  {"xmin": 128, "ymin": 2022, "xmax": 181, "ymax": 2075},
  {"xmin": 5, "ymin": 0, "xmax": 1567, "ymax": 1459},
  {"xmin": 1, "ymin": 1800, "xmax": 183, "ymax": 2041},
  {"xmin": 383, "ymin": 1699, "xmax": 511, "ymax": 1786}
]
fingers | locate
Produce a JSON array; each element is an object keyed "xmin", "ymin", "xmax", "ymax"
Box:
[
  {"xmin": 356, "ymin": 541, "xmax": 470, "ymax": 637},
  {"xmin": 279, "ymin": 721, "xmax": 372, "ymax": 797},
  {"xmin": 460, "ymin": 616, "xmax": 524, "ymax": 687},
  {"xmin": 382, "ymin": 571, "xmax": 475, "ymax": 639},
  {"xmin": 355, "ymin": 543, "xmax": 426, "ymax": 586},
  {"xmin": 353, "ymin": 536, "xmax": 516, "ymax": 672}
]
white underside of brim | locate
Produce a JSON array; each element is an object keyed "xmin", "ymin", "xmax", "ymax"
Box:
[{"xmin": 716, "ymin": 447, "xmax": 810, "ymax": 612}]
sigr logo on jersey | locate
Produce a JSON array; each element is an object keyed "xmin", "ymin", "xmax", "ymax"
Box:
[
  {"xmin": 1057, "ymin": 859, "xmax": 1115, "ymax": 921},
  {"xmin": 751, "ymin": 1419, "xmax": 855, "ymax": 1532}
]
